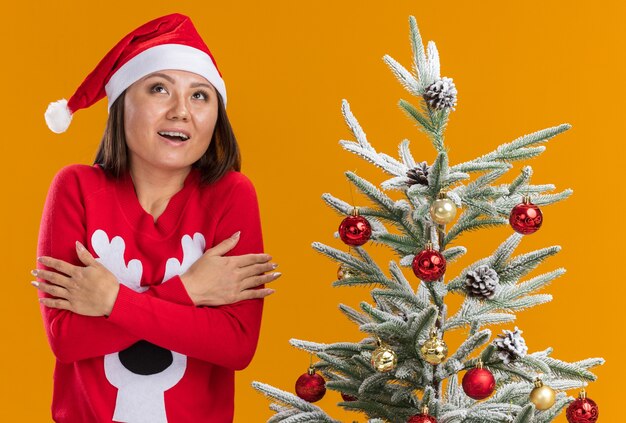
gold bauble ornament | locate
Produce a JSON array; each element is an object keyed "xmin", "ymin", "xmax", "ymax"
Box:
[
  {"xmin": 371, "ymin": 340, "xmax": 397, "ymax": 372},
  {"xmin": 337, "ymin": 264, "xmax": 357, "ymax": 280},
  {"xmin": 420, "ymin": 330, "xmax": 448, "ymax": 365},
  {"xmin": 529, "ymin": 378, "xmax": 556, "ymax": 410},
  {"xmin": 430, "ymin": 192, "xmax": 457, "ymax": 225}
]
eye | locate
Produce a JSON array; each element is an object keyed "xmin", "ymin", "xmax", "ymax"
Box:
[
  {"xmin": 150, "ymin": 83, "xmax": 168, "ymax": 94},
  {"xmin": 192, "ymin": 90, "xmax": 209, "ymax": 101}
]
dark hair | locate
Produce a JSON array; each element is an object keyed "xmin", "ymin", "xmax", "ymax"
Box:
[{"xmin": 94, "ymin": 90, "xmax": 241, "ymax": 185}]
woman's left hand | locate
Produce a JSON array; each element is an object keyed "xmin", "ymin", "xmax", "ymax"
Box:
[{"xmin": 31, "ymin": 241, "xmax": 120, "ymax": 317}]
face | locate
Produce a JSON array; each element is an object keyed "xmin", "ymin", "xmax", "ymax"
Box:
[{"xmin": 124, "ymin": 69, "xmax": 219, "ymax": 174}]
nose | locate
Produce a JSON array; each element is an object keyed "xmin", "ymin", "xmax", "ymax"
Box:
[{"xmin": 166, "ymin": 94, "xmax": 189, "ymax": 121}]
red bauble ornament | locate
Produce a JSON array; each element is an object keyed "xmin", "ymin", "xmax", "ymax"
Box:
[
  {"xmin": 295, "ymin": 367, "xmax": 326, "ymax": 402},
  {"xmin": 509, "ymin": 196, "xmax": 543, "ymax": 235},
  {"xmin": 407, "ymin": 406, "xmax": 438, "ymax": 423},
  {"xmin": 566, "ymin": 390, "xmax": 599, "ymax": 423},
  {"xmin": 407, "ymin": 415, "xmax": 437, "ymax": 423},
  {"xmin": 412, "ymin": 243, "xmax": 446, "ymax": 282},
  {"xmin": 462, "ymin": 362, "xmax": 496, "ymax": 400},
  {"xmin": 341, "ymin": 392, "xmax": 357, "ymax": 402},
  {"xmin": 339, "ymin": 208, "xmax": 372, "ymax": 246}
]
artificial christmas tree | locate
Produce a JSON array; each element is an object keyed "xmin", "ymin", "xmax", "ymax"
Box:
[{"xmin": 253, "ymin": 16, "xmax": 603, "ymax": 422}]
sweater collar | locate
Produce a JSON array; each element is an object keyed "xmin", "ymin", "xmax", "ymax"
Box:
[{"xmin": 115, "ymin": 166, "xmax": 200, "ymax": 238}]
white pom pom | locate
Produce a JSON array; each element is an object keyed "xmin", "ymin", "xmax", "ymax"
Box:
[{"xmin": 45, "ymin": 99, "xmax": 73, "ymax": 133}]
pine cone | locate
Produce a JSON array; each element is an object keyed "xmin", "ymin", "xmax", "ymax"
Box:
[
  {"xmin": 465, "ymin": 265, "xmax": 499, "ymax": 299},
  {"xmin": 423, "ymin": 77, "xmax": 458, "ymax": 111},
  {"xmin": 406, "ymin": 161, "xmax": 430, "ymax": 186},
  {"xmin": 494, "ymin": 327, "xmax": 528, "ymax": 364}
]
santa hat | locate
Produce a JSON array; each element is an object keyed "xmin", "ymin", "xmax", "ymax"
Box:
[{"xmin": 45, "ymin": 13, "xmax": 226, "ymax": 134}]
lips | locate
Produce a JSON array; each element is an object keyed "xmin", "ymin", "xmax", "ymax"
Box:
[{"xmin": 157, "ymin": 130, "xmax": 191, "ymax": 142}]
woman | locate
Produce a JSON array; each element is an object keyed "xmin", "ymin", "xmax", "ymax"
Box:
[{"xmin": 32, "ymin": 13, "xmax": 279, "ymax": 422}]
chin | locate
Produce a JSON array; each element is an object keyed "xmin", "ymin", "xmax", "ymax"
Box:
[
  {"xmin": 159, "ymin": 161, "xmax": 196, "ymax": 172},
  {"xmin": 130, "ymin": 150, "xmax": 203, "ymax": 173}
]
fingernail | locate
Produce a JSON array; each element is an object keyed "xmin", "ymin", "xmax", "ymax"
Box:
[
  {"xmin": 273, "ymin": 272, "xmax": 282, "ymax": 278},
  {"xmin": 76, "ymin": 241, "xmax": 85, "ymax": 251},
  {"xmin": 30, "ymin": 269, "xmax": 38, "ymax": 277},
  {"xmin": 38, "ymin": 298, "xmax": 44, "ymax": 303},
  {"xmin": 231, "ymin": 231, "xmax": 241, "ymax": 239},
  {"xmin": 31, "ymin": 281, "xmax": 39, "ymax": 287},
  {"xmin": 267, "ymin": 289, "xmax": 276, "ymax": 294},
  {"xmin": 37, "ymin": 257, "xmax": 44, "ymax": 263},
  {"xmin": 271, "ymin": 263, "xmax": 279, "ymax": 269}
]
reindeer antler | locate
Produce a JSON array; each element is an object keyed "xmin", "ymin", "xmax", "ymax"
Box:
[
  {"xmin": 163, "ymin": 233, "xmax": 206, "ymax": 283},
  {"xmin": 91, "ymin": 229, "xmax": 145, "ymax": 293}
]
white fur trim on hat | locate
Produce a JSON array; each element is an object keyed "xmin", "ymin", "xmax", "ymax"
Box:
[
  {"xmin": 104, "ymin": 44, "xmax": 227, "ymax": 109},
  {"xmin": 45, "ymin": 99, "xmax": 73, "ymax": 134}
]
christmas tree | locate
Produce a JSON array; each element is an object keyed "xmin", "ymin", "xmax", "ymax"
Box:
[{"xmin": 253, "ymin": 16, "xmax": 603, "ymax": 423}]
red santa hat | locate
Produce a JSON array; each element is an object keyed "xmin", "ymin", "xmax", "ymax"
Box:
[{"xmin": 45, "ymin": 13, "xmax": 226, "ymax": 134}]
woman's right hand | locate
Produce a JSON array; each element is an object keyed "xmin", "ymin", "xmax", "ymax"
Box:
[{"xmin": 179, "ymin": 231, "xmax": 280, "ymax": 307}]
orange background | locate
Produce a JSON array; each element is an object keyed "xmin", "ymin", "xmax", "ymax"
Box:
[{"xmin": 2, "ymin": 1, "xmax": 624, "ymax": 421}]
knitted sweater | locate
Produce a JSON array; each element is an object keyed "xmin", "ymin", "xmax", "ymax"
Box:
[{"xmin": 36, "ymin": 164, "xmax": 264, "ymax": 423}]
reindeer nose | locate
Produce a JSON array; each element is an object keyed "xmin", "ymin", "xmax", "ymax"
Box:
[{"xmin": 118, "ymin": 340, "xmax": 173, "ymax": 375}]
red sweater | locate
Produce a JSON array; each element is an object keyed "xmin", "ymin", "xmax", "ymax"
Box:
[{"xmin": 36, "ymin": 164, "xmax": 264, "ymax": 423}]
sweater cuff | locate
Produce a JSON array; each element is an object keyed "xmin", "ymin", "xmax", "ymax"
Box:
[
  {"xmin": 107, "ymin": 277, "xmax": 196, "ymax": 325},
  {"xmin": 107, "ymin": 284, "xmax": 140, "ymax": 325},
  {"xmin": 148, "ymin": 275, "xmax": 195, "ymax": 306}
]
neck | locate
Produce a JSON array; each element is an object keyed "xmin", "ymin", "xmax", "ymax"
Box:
[{"xmin": 129, "ymin": 163, "xmax": 192, "ymax": 220}]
